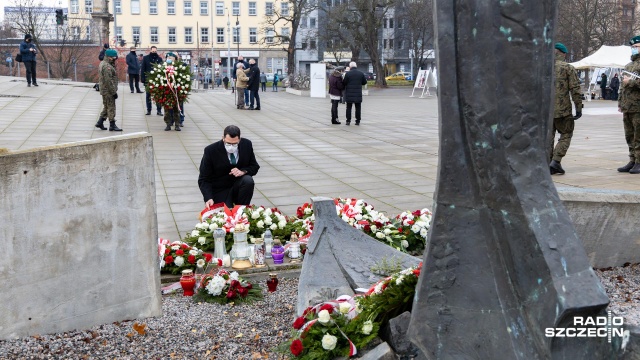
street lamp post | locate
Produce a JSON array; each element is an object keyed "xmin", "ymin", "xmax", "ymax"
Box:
[
  {"xmin": 226, "ymin": 8, "xmax": 231, "ymax": 79},
  {"xmin": 236, "ymin": 15, "xmax": 240, "ymax": 60},
  {"xmin": 210, "ymin": 0, "xmax": 214, "ymax": 78}
]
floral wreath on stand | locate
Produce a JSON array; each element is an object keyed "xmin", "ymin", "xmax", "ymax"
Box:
[{"xmin": 146, "ymin": 54, "xmax": 192, "ymax": 111}]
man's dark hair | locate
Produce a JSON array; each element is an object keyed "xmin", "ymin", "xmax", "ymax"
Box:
[
  {"xmin": 224, "ymin": 125, "xmax": 241, "ymax": 138},
  {"xmin": 151, "ymin": 46, "xmax": 157, "ymax": 49}
]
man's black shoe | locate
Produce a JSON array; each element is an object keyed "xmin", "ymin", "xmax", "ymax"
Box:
[
  {"xmin": 248, "ymin": 107, "xmax": 254, "ymax": 110},
  {"xmin": 157, "ymin": 112, "xmax": 163, "ymax": 116},
  {"xmin": 27, "ymin": 83, "xmax": 31, "ymax": 87},
  {"xmin": 549, "ymin": 160, "xmax": 565, "ymax": 175},
  {"xmin": 617, "ymin": 161, "xmax": 635, "ymax": 172},
  {"xmin": 33, "ymin": 83, "xmax": 38, "ymax": 87},
  {"xmin": 164, "ymin": 125, "xmax": 171, "ymax": 131},
  {"xmin": 131, "ymin": 91, "xmax": 134, "ymax": 93},
  {"xmin": 109, "ymin": 121, "xmax": 123, "ymax": 132},
  {"xmin": 345, "ymin": 121, "xmax": 351, "ymax": 126},
  {"xmin": 254, "ymin": 107, "xmax": 260, "ymax": 110},
  {"xmin": 136, "ymin": 90, "xmax": 144, "ymax": 93},
  {"xmin": 175, "ymin": 125, "xmax": 181, "ymax": 131},
  {"xmin": 331, "ymin": 120, "xmax": 341, "ymax": 124},
  {"xmin": 355, "ymin": 121, "xmax": 360, "ymax": 126},
  {"xmin": 629, "ymin": 163, "xmax": 640, "ymax": 174},
  {"xmin": 95, "ymin": 117, "xmax": 107, "ymax": 130},
  {"xmin": 146, "ymin": 111, "xmax": 151, "ymax": 115}
]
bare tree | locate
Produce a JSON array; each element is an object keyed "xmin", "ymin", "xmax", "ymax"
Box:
[
  {"xmin": 317, "ymin": 9, "xmax": 362, "ymax": 66},
  {"xmin": 8, "ymin": 0, "xmax": 53, "ymax": 65},
  {"xmin": 396, "ymin": 0, "xmax": 433, "ymax": 76}
]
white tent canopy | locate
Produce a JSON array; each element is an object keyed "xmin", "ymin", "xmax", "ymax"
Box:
[{"xmin": 570, "ymin": 45, "xmax": 631, "ymax": 69}]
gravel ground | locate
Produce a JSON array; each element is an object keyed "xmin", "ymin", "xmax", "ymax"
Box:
[
  {"xmin": 595, "ymin": 263, "xmax": 640, "ymax": 326},
  {"xmin": 1, "ymin": 266, "xmax": 639, "ymax": 360},
  {"xmin": 0, "ymin": 278, "xmax": 298, "ymax": 360}
]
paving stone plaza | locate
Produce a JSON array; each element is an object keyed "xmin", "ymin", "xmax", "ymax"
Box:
[{"xmin": 0, "ymin": 75, "xmax": 637, "ymax": 243}]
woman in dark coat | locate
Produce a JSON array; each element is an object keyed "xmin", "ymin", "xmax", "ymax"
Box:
[{"xmin": 328, "ymin": 69, "xmax": 344, "ymax": 124}]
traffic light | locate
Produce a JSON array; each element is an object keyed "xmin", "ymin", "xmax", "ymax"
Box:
[{"xmin": 55, "ymin": 9, "xmax": 64, "ymax": 25}]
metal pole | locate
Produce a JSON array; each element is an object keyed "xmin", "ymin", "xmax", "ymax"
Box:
[
  {"xmin": 18, "ymin": 62, "xmax": 21, "ymax": 77},
  {"xmin": 47, "ymin": 61, "xmax": 50, "ymax": 79},
  {"xmin": 113, "ymin": 0, "xmax": 118, "ymax": 45},
  {"xmin": 210, "ymin": 0, "xmax": 214, "ymax": 77},
  {"xmin": 227, "ymin": 8, "xmax": 231, "ymax": 80},
  {"xmin": 74, "ymin": 62, "xmax": 77, "ymax": 81}
]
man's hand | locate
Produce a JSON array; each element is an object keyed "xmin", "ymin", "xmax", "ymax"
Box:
[
  {"xmin": 229, "ymin": 168, "xmax": 246, "ymax": 177},
  {"xmin": 113, "ymin": 93, "xmax": 118, "ymax": 99},
  {"xmin": 205, "ymin": 199, "xmax": 214, "ymax": 208},
  {"xmin": 573, "ymin": 111, "xmax": 582, "ymax": 120}
]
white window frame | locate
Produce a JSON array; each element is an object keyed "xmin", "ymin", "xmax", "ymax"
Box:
[
  {"xmin": 86, "ymin": 25, "xmax": 91, "ymax": 40},
  {"xmin": 232, "ymin": 2, "xmax": 240, "ymax": 15},
  {"xmin": 200, "ymin": 1, "xmax": 208, "ymax": 15},
  {"xmin": 310, "ymin": 17, "xmax": 316, "ymax": 28},
  {"xmin": 132, "ymin": 26, "xmax": 141, "ymax": 44},
  {"xmin": 265, "ymin": 2, "xmax": 273, "ymax": 16},
  {"xmin": 115, "ymin": 0, "xmax": 121, "ymax": 14},
  {"xmin": 184, "ymin": 0, "xmax": 192, "ymax": 14},
  {"xmin": 150, "ymin": 26, "xmax": 159, "ymax": 43},
  {"xmin": 85, "ymin": 0, "xmax": 93, "ymax": 14},
  {"xmin": 70, "ymin": 0, "xmax": 79, "ymax": 13},
  {"xmin": 249, "ymin": 27, "xmax": 257, "ymax": 43},
  {"xmin": 266, "ymin": 27, "xmax": 274, "ymax": 43},
  {"xmin": 217, "ymin": 27, "xmax": 225, "ymax": 43},
  {"xmin": 248, "ymin": 2, "xmax": 256, "ymax": 15},
  {"xmin": 216, "ymin": 1, "xmax": 224, "ymax": 15},
  {"xmin": 233, "ymin": 27, "xmax": 240, "ymax": 43},
  {"xmin": 167, "ymin": 0, "xmax": 176, "ymax": 14},
  {"xmin": 131, "ymin": 0, "xmax": 140, "ymax": 14},
  {"xmin": 72, "ymin": 26, "xmax": 80, "ymax": 40},
  {"xmin": 281, "ymin": 3, "xmax": 289, "ymax": 16},
  {"xmin": 185, "ymin": 27, "xmax": 193, "ymax": 43},
  {"xmin": 300, "ymin": 16, "xmax": 307, "ymax": 28},
  {"xmin": 168, "ymin": 27, "xmax": 176, "ymax": 43},
  {"xmin": 201, "ymin": 27, "xmax": 209, "ymax": 43},
  {"xmin": 116, "ymin": 26, "xmax": 123, "ymax": 41},
  {"xmin": 149, "ymin": 0, "xmax": 158, "ymax": 14},
  {"xmin": 281, "ymin": 27, "xmax": 289, "ymax": 43}
]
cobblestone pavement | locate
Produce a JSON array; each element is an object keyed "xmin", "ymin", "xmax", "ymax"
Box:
[{"xmin": 0, "ymin": 76, "xmax": 636, "ymax": 242}]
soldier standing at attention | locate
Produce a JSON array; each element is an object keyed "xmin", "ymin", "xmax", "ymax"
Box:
[
  {"xmin": 617, "ymin": 36, "xmax": 640, "ymax": 174},
  {"xmin": 95, "ymin": 49, "xmax": 123, "ymax": 132},
  {"xmin": 549, "ymin": 42, "xmax": 582, "ymax": 175}
]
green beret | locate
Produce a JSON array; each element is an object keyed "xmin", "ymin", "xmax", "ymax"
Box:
[
  {"xmin": 555, "ymin": 43, "xmax": 568, "ymax": 54},
  {"xmin": 630, "ymin": 36, "xmax": 640, "ymax": 45},
  {"xmin": 166, "ymin": 52, "xmax": 176, "ymax": 58},
  {"xmin": 105, "ymin": 49, "xmax": 117, "ymax": 57}
]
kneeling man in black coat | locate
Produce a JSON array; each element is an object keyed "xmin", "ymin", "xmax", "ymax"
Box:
[{"xmin": 198, "ymin": 125, "xmax": 260, "ymax": 207}]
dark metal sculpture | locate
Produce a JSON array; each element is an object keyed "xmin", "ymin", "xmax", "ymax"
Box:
[{"xmin": 407, "ymin": 1, "xmax": 626, "ymax": 358}]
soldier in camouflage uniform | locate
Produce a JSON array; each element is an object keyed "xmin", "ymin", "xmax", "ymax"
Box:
[
  {"xmin": 617, "ymin": 35, "xmax": 640, "ymax": 174},
  {"xmin": 96, "ymin": 49, "xmax": 122, "ymax": 131},
  {"xmin": 549, "ymin": 42, "xmax": 582, "ymax": 175}
]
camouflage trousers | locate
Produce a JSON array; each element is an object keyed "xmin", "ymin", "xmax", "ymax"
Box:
[
  {"xmin": 622, "ymin": 112, "xmax": 640, "ymax": 162},
  {"xmin": 99, "ymin": 94, "xmax": 116, "ymax": 121},
  {"xmin": 164, "ymin": 105, "xmax": 180, "ymax": 126},
  {"xmin": 549, "ymin": 115, "xmax": 574, "ymax": 162}
]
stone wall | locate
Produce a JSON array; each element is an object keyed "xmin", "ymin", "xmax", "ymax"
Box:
[{"xmin": 0, "ymin": 133, "xmax": 162, "ymax": 340}]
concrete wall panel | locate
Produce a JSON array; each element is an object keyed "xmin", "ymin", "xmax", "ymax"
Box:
[{"xmin": 0, "ymin": 133, "xmax": 161, "ymax": 340}]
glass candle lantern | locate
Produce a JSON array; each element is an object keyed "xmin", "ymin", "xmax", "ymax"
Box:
[
  {"xmin": 264, "ymin": 229, "xmax": 273, "ymax": 259},
  {"xmin": 180, "ymin": 269, "xmax": 196, "ymax": 296},
  {"xmin": 213, "ymin": 228, "xmax": 227, "ymax": 260},
  {"xmin": 288, "ymin": 233, "xmax": 301, "ymax": 262},
  {"xmin": 266, "ymin": 273, "xmax": 279, "ymax": 292},
  {"xmin": 231, "ymin": 223, "xmax": 252, "ymax": 269},
  {"xmin": 271, "ymin": 239, "xmax": 285, "ymax": 264},
  {"xmin": 254, "ymin": 238, "xmax": 266, "ymax": 267}
]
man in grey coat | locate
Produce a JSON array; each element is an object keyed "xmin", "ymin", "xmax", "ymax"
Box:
[{"xmin": 342, "ymin": 61, "xmax": 368, "ymax": 125}]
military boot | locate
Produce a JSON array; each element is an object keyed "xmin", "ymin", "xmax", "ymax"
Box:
[
  {"xmin": 549, "ymin": 160, "xmax": 565, "ymax": 175},
  {"xmin": 617, "ymin": 161, "xmax": 635, "ymax": 172},
  {"xmin": 109, "ymin": 121, "xmax": 122, "ymax": 132},
  {"xmin": 95, "ymin": 117, "xmax": 107, "ymax": 130},
  {"xmin": 629, "ymin": 163, "xmax": 640, "ymax": 174},
  {"xmin": 175, "ymin": 124, "xmax": 181, "ymax": 131}
]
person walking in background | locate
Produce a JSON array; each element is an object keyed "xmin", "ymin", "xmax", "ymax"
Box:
[
  {"xmin": 96, "ymin": 49, "xmax": 122, "ymax": 132},
  {"xmin": 235, "ymin": 63, "xmax": 250, "ymax": 109},
  {"xmin": 328, "ymin": 68, "xmax": 344, "ymax": 124},
  {"xmin": 126, "ymin": 47, "xmax": 142, "ymax": 93},
  {"xmin": 600, "ymin": 73, "xmax": 608, "ymax": 100},
  {"xmin": 272, "ymin": 73, "xmax": 279, "ymax": 91},
  {"xmin": 342, "ymin": 62, "xmax": 367, "ymax": 126},
  {"xmin": 617, "ymin": 36, "xmax": 640, "ymax": 174},
  {"xmin": 260, "ymin": 72, "xmax": 267, "ymax": 92},
  {"xmin": 141, "ymin": 46, "xmax": 163, "ymax": 116},
  {"xmin": 19, "ymin": 34, "xmax": 38, "ymax": 87},
  {"xmin": 223, "ymin": 75, "xmax": 229, "ymax": 90},
  {"xmin": 610, "ymin": 73, "xmax": 620, "ymax": 101},
  {"xmin": 247, "ymin": 59, "xmax": 261, "ymax": 110},
  {"xmin": 549, "ymin": 43, "xmax": 582, "ymax": 175}
]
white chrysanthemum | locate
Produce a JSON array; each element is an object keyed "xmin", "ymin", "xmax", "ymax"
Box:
[
  {"xmin": 191, "ymin": 230, "xmax": 200, "ymax": 237},
  {"xmin": 416, "ymin": 221, "xmax": 427, "ymax": 228},
  {"xmin": 196, "ymin": 259, "xmax": 205, "ymax": 268},
  {"xmin": 198, "ymin": 236, "xmax": 206, "ymax": 245},
  {"xmin": 278, "ymin": 220, "xmax": 286, "ymax": 229},
  {"xmin": 420, "ymin": 228, "xmax": 428, "ymax": 237},
  {"xmin": 370, "ymin": 225, "xmax": 377, "ymax": 232},
  {"xmin": 206, "ymin": 275, "xmax": 226, "ymax": 296},
  {"xmin": 365, "ymin": 205, "xmax": 373, "ymax": 212},
  {"xmin": 230, "ymin": 271, "xmax": 239, "ymax": 281},
  {"xmin": 376, "ymin": 232, "xmax": 385, "ymax": 239},
  {"xmin": 264, "ymin": 217, "xmax": 272, "ymax": 225},
  {"xmin": 384, "ymin": 228, "xmax": 391, "ymax": 235},
  {"xmin": 189, "ymin": 249, "xmax": 198, "ymax": 256},
  {"xmin": 171, "ymin": 245, "xmax": 180, "ymax": 250},
  {"xmin": 411, "ymin": 225, "xmax": 420, "ymax": 233},
  {"xmin": 174, "ymin": 256, "xmax": 184, "ymax": 267},
  {"xmin": 401, "ymin": 240, "xmax": 409, "ymax": 248},
  {"xmin": 257, "ymin": 220, "xmax": 264, "ymax": 228},
  {"xmin": 264, "ymin": 208, "xmax": 272, "ymax": 216},
  {"xmin": 251, "ymin": 211, "xmax": 260, "ymax": 220}
]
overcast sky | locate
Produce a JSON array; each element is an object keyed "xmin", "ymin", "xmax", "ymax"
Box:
[{"xmin": 0, "ymin": 0, "xmax": 69, "ymax": 21}]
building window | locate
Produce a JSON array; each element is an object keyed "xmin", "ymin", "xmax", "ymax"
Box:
[
  {"xmin": 185, "ymin": 27, "xmax": 193, "ymax": 42},
  {"xmin": 281, "ymin": 3, "xmax": 289, "ymax": 16},
  {"xmin": 397, "ymin": 19, "xmax": 403, "ymax": 29},
  {"xmin": 249, "ymin": 2, "xmax": 256, "ymax": 15},
  {"xmin": 85, "ymin": 0, "xmax": 93, "ymax": 14},
  {"xmin": 167, "ymin": 1, "xmax": 175, "ymax": 14},
  {"xmin": 310, "ymin": 17, "xmax": 316, "ymax": 28},
  {"xmin": 214, "ymin": 27, "xmax": 223, "ymax": 43},
  {"xmin": 300, "ymin": 16, "xmax": 307, "ymax": 28},
  {"xmin": 184, "ymin": 0, "xmax": 192, "ymax": 14},
  {"xmin": 383, "ymin": 18, "xmax": 387, "ymax": 29},
  {"xmin": 200, "ymin": 1, "xmax": 208, "ymax": 15},
  {"xmin": 281, "ymin": 27, "xmax": 289, "ymax": 42},
  {"xmin": 233, "ymin": 27, "xmax": 240, "ymax": 43},
  {"xmin": 86, "ymin": 25, "xmax": 91, "ymax": 40},
  {"xmin": 398, "ymin": 40, "xmax": 404, "ymax": 49},
  {"xmin": 150, "ymin": 27, "xmax": 158, "ymax": 43},
  {"xmin": 266, "ymin": 28, "xmax": 274, "ymax": 43},
  {"xmin": 201, "ymin": 27, "xmax": 209, "ymax": 42},
  {"xmin": 399, "ymin": 64, "xmax": 405, "ymax": 72},
  {"xmin": 149, "ymin": 0, "xmax": 158, "ymax": 14},
  {"xmin": 301, "ymin": 42, "xmax": 307, "ymax": 50},
  {"xmin": 131, "ymin": 0, "xmax": 140, "ymax": 14},
  {"xmin": 115, "ymin": 0, "xmax": 121, "ymax": 13},
  {"xmin": 70, "ymin": 0, "xmax": 79, "ymax": 13},
  {"xmin": 383, "ymin": 39, "xmax": 388, "ymax": 49},
  {"xmin": 310, "ymin": 39, "xmax": 316, "ymax": 49},
  {"xmin": 72, "ymin": 26, "xmax": 80, "ymax": 40},
  {"xmin": 265, "ymin": 2, "xmax": 273, "ymax": 15},
  {"xmin": 168, "ymin": 27, "xmax": 176, "ymax": 43},
  {"xmin": 232, "ymin": 1, "xmax": 240, "ymax": 15},
  {"xmin": 216, "ymin": 1, "xmax": 224, "ymax": 15},
  {"xmin": 249, "ymin": 27, "xmax": 257, "ymax": 43},
  {"xmin": 389, "ymin": 18, "xmax": 394, "ymax": 28},
  {"xmin": 388, "ymin": 39, "xmax": 394, "ymax": 48},
  {"xmin": 116, "ymin": 26, "xmax": 123, "ymax": 41},
  {"xmin": 132, "ymin": 26, "xmax": 140, "ymax": 44}
]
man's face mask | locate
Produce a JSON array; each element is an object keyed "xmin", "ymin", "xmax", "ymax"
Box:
[
  {"xmin": 633, "ymin": 47, "xmax": 639, "ymax": 56},
  {"xmin": 224, "ymin": 143, "xmax": 238, "ymax": 153},
  {"xmin": 167, "ymin": 59, "xmax": 173, "ymax": 64}
]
